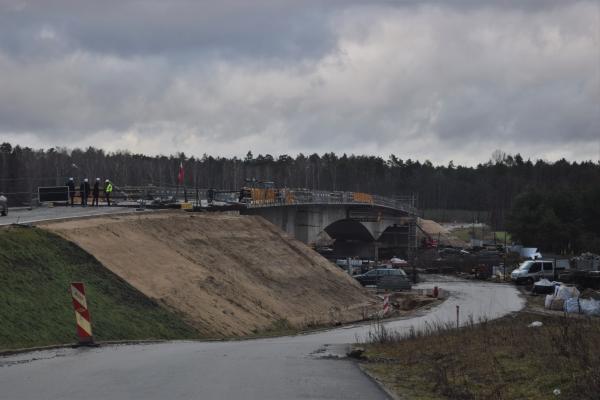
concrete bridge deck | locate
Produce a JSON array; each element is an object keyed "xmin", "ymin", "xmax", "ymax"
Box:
[{"xmin": 3, "ymin": 186, "xmax": 418, "ymax": 260}]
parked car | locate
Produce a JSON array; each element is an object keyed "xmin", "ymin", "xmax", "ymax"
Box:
[
  {"xmin": 0, "ymin": 194, "xmax": 7, "ymax": 216},
  {"xmin": 438, "ymin": 247, "xmax": 470, "ymax": 257},
  {"xmin": 510, "ymin": 259, "xmax": 570, "ymax": 284},
  {"xmin": 353, "ymin": 268, "xmax": 411, "ymax": 290}
]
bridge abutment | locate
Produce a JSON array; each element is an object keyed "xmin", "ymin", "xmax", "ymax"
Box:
[{"xmin": 242, "ymin": 203, "xmax": 417, "ymax": 261}]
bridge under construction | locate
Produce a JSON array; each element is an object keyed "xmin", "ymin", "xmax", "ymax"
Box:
[
  {"xmin": 16, "ymin": 183, "xmax": 420, "ymax": 262},
  {"xmin": 117, "ymin": 185, "xmax": 420, "ymax": 262}
]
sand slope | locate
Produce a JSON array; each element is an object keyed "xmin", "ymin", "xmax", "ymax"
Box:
[
  {"xmin": 43, "ymin": 211, "xmax": 375, "ymax": 337},
  {"xmin": 418, "ymin": 218, "xmax": 468, "ymax": 248}
]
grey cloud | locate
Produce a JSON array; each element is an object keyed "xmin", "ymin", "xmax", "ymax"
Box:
[
  {"xmin": 0, "ymin": 1, "xmax": 579, "ymax": 58},
  {"xmin": 0, "ymin": 1, "xmax": 339, "ymax": 60},
  {"xmin": 0, "ymin": 0, "xmax": 598, "ymax": 164}
]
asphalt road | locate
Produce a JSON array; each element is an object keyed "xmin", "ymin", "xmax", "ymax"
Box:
[
  {"xmin": 0, "ymin": 281, "xmax": 524, "ymax": 400},
  {"xmin": 0, "ymin": 205, "xmax": 140, "ymax": 226}
]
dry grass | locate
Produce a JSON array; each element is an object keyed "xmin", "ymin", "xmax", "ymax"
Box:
[{"xmin": 361, "ymin": 313, "xmax": 600, "ymax": 399}]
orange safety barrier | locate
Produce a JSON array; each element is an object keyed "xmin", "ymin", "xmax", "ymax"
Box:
[
  {"xmin": 352, "ymin": 192, "xmax": 373, "ymax": 204},
  {"xmin": 250, "ymin": 188, "xmax": 277, "ymax": 205},
  {"xmin": 285, "ymin": 191, "xmax": 295, "ymax": 204}
]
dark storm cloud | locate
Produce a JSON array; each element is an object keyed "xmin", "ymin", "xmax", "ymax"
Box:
[{"xmin": 0, "ymin": 0, "xmax": 598, "ymax": 164}]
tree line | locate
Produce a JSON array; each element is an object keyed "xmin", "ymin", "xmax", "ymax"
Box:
[
  {"xmin": 1, "ymin": 142, "xmax": 599, "ymax": 232},
  {"xmin": 506, "ymin": 187, "xmax": 600, "ymax": 254}
]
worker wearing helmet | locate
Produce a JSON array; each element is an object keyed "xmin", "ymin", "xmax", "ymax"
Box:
[
  {"xmin": 92, "ymin": 178, "xmax": 100, "ymax": 207},
  {"xmin": 66, "ymin": 177, "xmax": 75, "ymax": 206},
  {"xmin": 80, "ymin": 178, "xmax": 90, "ymax": 206},
  {"xmin": 104, "ymin": 179, "xmax": 113, "ymax": 206}
]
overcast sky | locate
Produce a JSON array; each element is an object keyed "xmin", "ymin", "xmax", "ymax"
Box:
[{"xmin": 0, "ymin": 0, "xmax": 598, "ymax": 165}]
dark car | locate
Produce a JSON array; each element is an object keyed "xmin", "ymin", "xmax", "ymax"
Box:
[
  {"xmin": 0, "ymin": 194, "xmax": 7, "ymax": 216},
  {"xmin": 438, "ymin": 247, "xmax": 470, "ymax": 258},
  {"xmin": 353, "ymin": 268, "xmax": 411, "ymax": 289}
]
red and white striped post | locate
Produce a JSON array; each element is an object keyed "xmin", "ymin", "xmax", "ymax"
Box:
[
  {"xmin": 71, "ymin": 282, "xmax": 94, "ymax": 345},
  {"xmin": 382, "ymin": 295, "xmax": 390, "ymax": 315}
]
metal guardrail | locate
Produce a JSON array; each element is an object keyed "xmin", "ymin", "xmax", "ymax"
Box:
[{"xmin": 7, "ymin": 184, "xmax": 417, "ymax": 215}]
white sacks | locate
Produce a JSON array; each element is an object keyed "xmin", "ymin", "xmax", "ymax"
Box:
[
  {"xmin": 545, "ymin": 285, "xmax": 579, "ymax": 311},
  {"xmin": 554, "ymin": 285, "xmax": 580, "ymax": 301},
  {"xmin": 579, "ymin": 299, "xmax": 600, "ymax": 316},
  {"xmin": 545, "ymin": 284, "xmax": 599, "ymax": 316},
  {"xmin": 544, "ymin": 294, "xmax": 553, "ymax": 309},
  {"xmin": 564, "ymin": 298, "xmax": 582, "ymax": 314},
  {"xmin": 563, "ymin": 298, "xmax": 600, "ymax": 316},
  {"xmin": 544, "ymin": 295, "xmax": 565, "ymax": 311}
]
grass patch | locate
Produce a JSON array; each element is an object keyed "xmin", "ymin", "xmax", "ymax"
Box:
[
  {"xmin": 0, "ymin": 226, "xmax": 200, "ymax": 351},
  {"xmin": 246, "ymin": 318, "xmax": 304, "ymax": 338},
  {"xmin": 360, "ymin": 313, "xmax": 600, "ymax": 399},
  {"xmin": 447, "ymin": 227, "xmax": 511, "ymax": 245},
  {"xmin": 422, "ymin": 209, "xmax": 490, "ymax": 225},
  {"xmin": 494, "ymin": 231, "xmax": 512, "ymax": 243},
  {"xmin": 450, "ymin": 227, "xmax": 473, "ymax": 243}
]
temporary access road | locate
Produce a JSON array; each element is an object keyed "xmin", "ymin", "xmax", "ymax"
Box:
[{"xmin": 0, "ymin": 280, "xmax": 524, "ymax": 400}]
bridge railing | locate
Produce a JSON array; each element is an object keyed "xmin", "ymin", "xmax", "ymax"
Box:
[
  {"xmin": 246, "ymin": 189, "xmax": 417, "ymax": 215},
  {"xmin": 109, "ymin": 185, "xmax": 417, "ymax": 215}
]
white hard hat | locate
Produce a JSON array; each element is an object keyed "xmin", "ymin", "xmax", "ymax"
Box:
[
  {"xmin": 84, "ymin": 178, "xmax": 88, "ymax": 182},
  {"xmin": 96, "ymin": 178, "xmax": 100, "ymax": 181},
  {"xmin": 69, "ymin": 177, "xmax": 73, "ymax": 180},
  {"xmin": 105, "ymin": 179, "xmax": 109, "ymax": 182}
]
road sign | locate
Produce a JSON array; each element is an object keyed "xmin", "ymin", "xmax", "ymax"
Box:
[
  {"xmin": 71, "ymin": 282, "xmax": 94, "ymax": 345},
  {"xmin": 38, "ymin": 186, "xmax": 69, "ymax": 203}
]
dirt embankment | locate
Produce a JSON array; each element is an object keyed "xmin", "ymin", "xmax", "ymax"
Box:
[
  {"xmin": 43, "ymin": 211, "xmax": 376, "ymax": 337},
  {"xmin": 0, "ymin": 226, "xmax": 199, "ymax": 351},
  {"xmin": 418, "ymin": 218, "xmax": 468, "ymax": 248}
]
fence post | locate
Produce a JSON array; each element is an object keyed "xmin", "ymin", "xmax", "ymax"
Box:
[{"xmin": 456, "ymin": 305, "xmax": 460, "ymax": 329}]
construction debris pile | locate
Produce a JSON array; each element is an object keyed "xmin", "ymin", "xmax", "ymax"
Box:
[
  {"xmin": 559, "ymin": 252, "xmax": 600, "ymax": 289},
  {"xmin": 571, "ymin": 252, "xmax": 600, "ymax": 271}
]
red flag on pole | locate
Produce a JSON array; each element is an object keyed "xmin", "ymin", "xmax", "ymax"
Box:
[{"xmin": 177, "ymin": 162, "xmax": 184, "ymax": 185}]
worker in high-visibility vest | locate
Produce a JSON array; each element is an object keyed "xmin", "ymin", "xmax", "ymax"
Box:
[{"xmin": 104, "ymin": 179, "xmax": 113, "ymax": 206}]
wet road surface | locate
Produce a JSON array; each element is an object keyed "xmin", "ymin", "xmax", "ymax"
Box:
[{"xmin": 0, "ymin": 280, "xmax": 524, "ymax": 400}]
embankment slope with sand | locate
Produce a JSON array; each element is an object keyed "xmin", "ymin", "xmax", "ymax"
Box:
[{"xmin": 43, "ymin": 211, "xmax": 376, "ymax": 337}]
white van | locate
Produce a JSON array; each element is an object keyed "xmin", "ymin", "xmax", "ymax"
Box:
[{"xmin": 510, "ymin": 259, "xmax": 569, "ymax": 284}]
